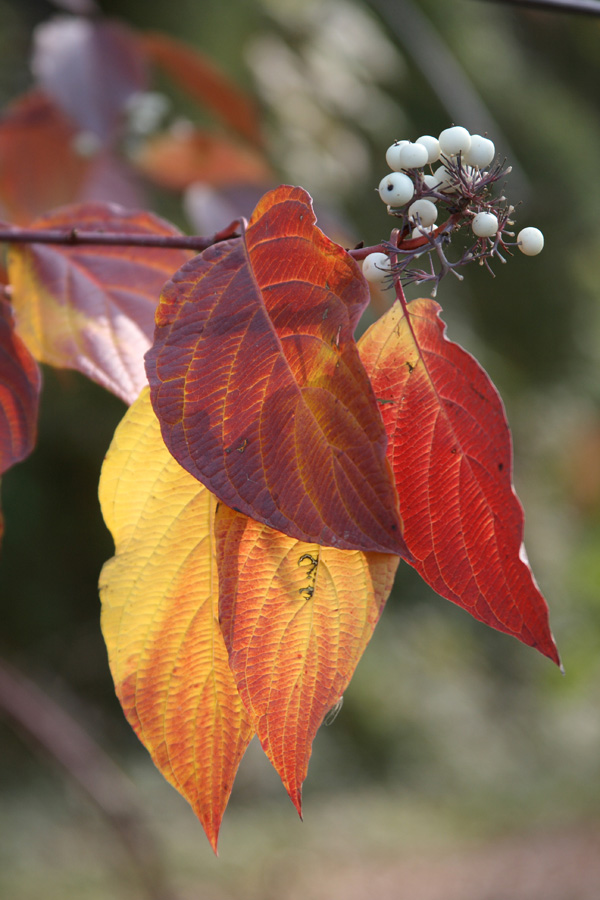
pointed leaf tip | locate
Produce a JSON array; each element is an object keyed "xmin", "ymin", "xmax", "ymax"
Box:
[
  {"xmin": 99, "ymin": 388, "xmax": 254, "ymax": 848},
  {"xmin": 216, "ymin": 503, "xmax": 399, "ymax": 807},
  {"xmin": 359, "ymin": 298, "xmax": 560, "ymax": 666},
  {"xmin": 147, "ymin": 184, "xmax": 408, "ymax": 557}
]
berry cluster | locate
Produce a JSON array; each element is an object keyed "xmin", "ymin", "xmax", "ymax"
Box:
[{"xmin": 363, "ymin": 126, "xmax": 544, "ymax": 294}]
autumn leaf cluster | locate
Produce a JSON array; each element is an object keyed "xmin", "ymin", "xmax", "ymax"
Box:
[{"xmin": 0, "ymin": 9, "xmax": 559, "ymax": 853}]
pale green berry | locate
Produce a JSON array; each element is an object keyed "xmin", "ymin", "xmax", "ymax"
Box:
[
  {"xmin": 385, "ymin": 140, "xmax": 408, "ymax": 171},
  {"xmin": 399, "ymin": 141, "xmax": 429, "ymax": 169},
  {"xmin": 464, "ymin": 135, "xmax": 495, "ymax": 168},
  {"xmin": 517, "ymin": 226, "xmax": 544, "ymax": 256},
  {"xmin": 363, "ymin": 252, "xmax": 392, "ymax": 283},
  {"xmin": 416, "ymin": 134, "xmax": 440, "ymax": 164},
  {"xmin": 472, "ymin": 211, "xmax": 499, "ymax": 237},
  {"xmin": 378, "ymin": 172, "xmax": 414, "ymax": 207},
  {"xmin": 408, "ymin": 198, "xmax": 438, "ymax": 227},
  {"xmin": 439, "ymin": 125, "xmax": 471, "ymax": 157}
]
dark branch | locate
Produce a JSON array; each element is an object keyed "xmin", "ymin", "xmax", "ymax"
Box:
[
  {"xmin": 477, "ymin": 0, "xmax": 600, "ymax": 15},
  {"xmin": 0, "ymin": 219, "xmax": 243, "ymax": 252}
]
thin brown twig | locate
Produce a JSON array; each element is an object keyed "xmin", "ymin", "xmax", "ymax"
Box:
[
  {"xmin": 0, "ymin": 219, "xmax": 243, "ymax": 252},
  {"xmin": 0, "ymin": 228, "xmax": 424, "ymax": 264}
]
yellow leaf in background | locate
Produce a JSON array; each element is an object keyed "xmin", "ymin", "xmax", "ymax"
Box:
[{"xmin": 99, "ymin": 387, "xmax": 254, "ymax": 852}]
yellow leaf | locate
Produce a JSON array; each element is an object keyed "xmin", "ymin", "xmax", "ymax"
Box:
[{"xmin": 99, "ymin": 387, "xmax": 254, "ymax": 852}]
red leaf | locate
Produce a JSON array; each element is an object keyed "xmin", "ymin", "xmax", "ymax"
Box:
[
  {"xmin": 32, "ymin": 16, "xmax": 148, "ymax": 142},
  {"xmin": 0, "ymin": 298, "xmax": 41, "ymax": 476},
  {"xmin": 142, "ymin": 32, "xmax": 262, "ymax": 147},
  {"xmin": 147, "ymin": 185, "xmax": 407, "ymax": 556},
  {"xmin": 8, "ymin": 203, "xmax": 191, "ymax": 405},
  {"xmin": 0, "ymin": 91, "xmax": 90, "ymax": 225},
  {"xmin": 216, "ymin": 503, "xmax": 398, "ymax": 813},
  {"xmin": 358, "ymin": 298, "xmax": 560, "ymax": 665}
]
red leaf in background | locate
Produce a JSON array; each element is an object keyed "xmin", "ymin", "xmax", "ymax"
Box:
[
  {"xmin": 8, "ymin": 204, "xmax": 191, "ymax": 405},
  {"xmin": 147, "ymin": 185, "xmax": 407, "ymax": 556},
  {"xmin": 0, "ymin": 298, "xmax": 40, "ymax": 475},
  {"xmin": 32, "ymin": 16, "xmax": 148, "ymax": 142},
  {"xmin": 134, "ymin": 128, "xmax": 272, "ymax": 192},
  {"xmin": 142, "ymin": 32, "xmax": 262, "ymax": 147},
  {"xmin": 216, "ymin": 503, "xmax": 398, "ymax": 814},
  {"xmin": 358, "ymin": 298, "xmax": 560, "ymax": 665},
  {"xmin": 0, "ymin": 91, "xmax": 90, "ymax": 225}
]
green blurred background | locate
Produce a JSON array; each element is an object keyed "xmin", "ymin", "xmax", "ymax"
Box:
[{"xmin": 1, "ymin": 0, "xmax": 600, "ymax": 897}]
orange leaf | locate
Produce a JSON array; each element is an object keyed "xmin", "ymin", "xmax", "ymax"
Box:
[
  {"xmin": 142, "ymin": 32, "xmax": 262, "ymax": 146},
  {"xmin": 99, "ymin": 388, "xmax": 254, "ymax": 852},
  {"xmin": 135, "ymin": 128, "xmax": 272, "ymax": 192},
  {"xmin": 147, "ymin": 185, "xmax": 407, "ymax": 555},
  {"xmin": 216, "ymin": 503, "xmax": 399, "ymax": 813},
  {"xmin": 359, "ymin": 298, "xmax": 559, "ymax": 664},
  {"xmin": 0, "ymin": 91, "xmax": 90, "ymax": 225},
  {"xmin": 8, "ymin": 203, "xmax": 191, "ymax": 404}
]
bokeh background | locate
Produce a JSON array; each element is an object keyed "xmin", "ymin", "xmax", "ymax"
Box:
[{"xmin": 1, "ymin": 0, "xmax": 600, "ymax": 898}]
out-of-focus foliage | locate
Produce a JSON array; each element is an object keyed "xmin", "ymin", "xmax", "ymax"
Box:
[
  {"xmin": 1, "ymin": 0, "xmax": 599, "ymax": 895},
  {"xmin": 7, "ymin": 204, "xmax": 191, "ymax": 403}
]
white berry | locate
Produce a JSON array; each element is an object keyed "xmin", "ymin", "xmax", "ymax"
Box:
[
  {"xmin": 363, "ymin": 252, "xmax": 392, "ymax": 283},
  {"xmin": 439, "ymin": 125, "xmax": 471, "ymax": 157},
  {"xmin": 472, "ymin": 211, "xmax": 499, "ymax": 237},
  {"xmin": 432, "ymin": 165, "xmax": 454, "ymax": 191},
  {"xmin": 410, "ymin": 226, "xmax": 435, "ymax": 255},
  {"xmin": 517, "ymin": 226, "xmax": 544, "ymax": 256},
  {"xmin": 385, "ymin": 140, "xmax": 408, "ymax": 171},
  {"xmin": 408, "ymin": 198, "xmax": 438, "ymax": 227},
  {"xmin": 378, "ymin": 172, "xmax": 414, "ymax": 207},
  {"xmin": 411, "ymin": 225, "xmax": 435, "ymax": 239},
  {"xmin": 399, "ymin": 141, "xmax": 429, "ymax": 169},
  {"xmin": 416, "ymin": 134, "xmax": 440, "ymax": 164},
  {"xmin": 423, "ymin": 173, "xmax": 440, "ymax": 190},
  {"xmin": 464, "ymin": 135, "xmax": 495, "ymax": 168}
]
